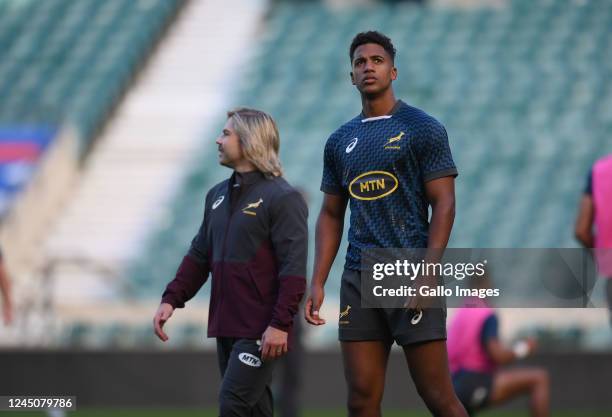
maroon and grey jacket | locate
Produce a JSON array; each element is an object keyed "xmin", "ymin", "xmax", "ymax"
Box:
[{"xmin": 161, "ymin": 170, "xmax": 308, "ymax": 339}]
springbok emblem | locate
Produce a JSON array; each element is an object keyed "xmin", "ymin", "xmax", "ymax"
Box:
[
  {"xmin": 384, "ymin": 131, "xmax": 405, "ymax": 148},
  {"xmin": 339, "ymin": 305, "xmax": 351, "ymax": 319},
  {"xmin": 242, "ymin": 198, "xmax": 263, "ymax": 216}
]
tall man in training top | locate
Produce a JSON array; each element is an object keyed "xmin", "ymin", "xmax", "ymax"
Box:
[{"xmin": 305, "ymin": 31, "xmax": 467, "ymax": 417}]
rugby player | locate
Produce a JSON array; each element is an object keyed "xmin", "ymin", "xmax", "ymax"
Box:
[
  {"xmin": 305, "ymin": 31, "xmax": 467, "ymax": 417},
  {"xmin": 447, "ymin": 304, "xmax": 549, "ymax": 416},
  {"xmin": 575, "ymin": 154, "xmax": 612, "ymax": 323}
]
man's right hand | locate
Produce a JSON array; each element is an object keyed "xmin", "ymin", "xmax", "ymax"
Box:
[
  {"xmin": 153, "ymin": 303, "xmax": 174, "ymax": 341},
  {"xmin": 305, "ymin": 284, "xmax": 326, "ymax": 325}
]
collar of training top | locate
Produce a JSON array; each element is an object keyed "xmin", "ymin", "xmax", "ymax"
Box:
[
  {"xmin": 231, "ymin": 170, "xmax": 265, "ymax": 187},
  {"xmin": 360, "ymin": 99, "xmax": 403, "ymax": 123}
]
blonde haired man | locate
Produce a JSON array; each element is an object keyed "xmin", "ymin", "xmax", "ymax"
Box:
[{"xmin": 154, "ymin": 108, "xmax": 308, "ymax": 417}]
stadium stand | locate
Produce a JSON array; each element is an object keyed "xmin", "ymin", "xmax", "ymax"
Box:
[
  {"xmin": 0, "ymin": 0, "xmax": 185, "ymax": 264},
  {"xmin": 0, "ymin": 0, "xmax": 183, "ymax": 144},
  {"xmin": 0, "ymin": 0, "xmax": 181, "ymax": 144},
  {"xmin": 0, "ymin": 0, "xmax": 185, "ymax": 259},
  {"xmin": 0, "ymin": 0, "xmax": 187, "ymax": 345}
]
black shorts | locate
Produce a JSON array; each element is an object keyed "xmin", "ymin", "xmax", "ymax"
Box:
[
  {"xmin": 338, "ymin": 269, "xmax": 447, "ymax": 346},
  {"xmin": 452, "ymin": 369, "xmax": 493, "ymax": 415}
]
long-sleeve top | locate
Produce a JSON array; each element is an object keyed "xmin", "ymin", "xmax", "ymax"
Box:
[{"xmin": 161, "ymin": 170, "xmax": 308, "ymax": 339}]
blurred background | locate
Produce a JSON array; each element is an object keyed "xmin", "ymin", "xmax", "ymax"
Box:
[{"xmin": 1, "ymin": 0, "xmax": 611, "ymax": 414}]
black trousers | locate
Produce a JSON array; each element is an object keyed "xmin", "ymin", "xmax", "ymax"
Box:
[{"xmin": 217, "ymin": 338, "xmax": 277, "ymax": 417}]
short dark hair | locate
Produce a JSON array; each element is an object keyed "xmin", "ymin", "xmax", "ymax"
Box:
[{"xmin": 349, "ymin": 31, "xmax": 396, "ymax": 63}]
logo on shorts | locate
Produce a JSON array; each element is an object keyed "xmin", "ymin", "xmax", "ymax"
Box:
[
  {"xmin": 339, "ymin": 305, "xmax": 351, "ymax": 324},
  {"xmin": 238, "ymin": 352, "xmax": 262, "ymax": 368},
  {"xmin": 411, "ymin": 310, "xmax": 423, "ymax": 325},
  {"xmin": 212, "ymin": 195, "xmax": 225, "ymax": 210},
  {"xmin": 384, "ymin": 131, "xmax": 405, "ymax": 150},
  {"xmin": 471, "ymin": 387, "xmax": 488, "ymax": 407},
  {"xmin": 349, "ymin": 171, "xmax": 398, "ymax": 201},
  {"xmin": 242, "ymin": 198, "xmax": 263, "ymax": 216},
  {"xmin": 346, "ymin": 138, "xmax": 359, "ymax": 153}
]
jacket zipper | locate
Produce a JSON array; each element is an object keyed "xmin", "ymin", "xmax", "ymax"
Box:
[
  {"xmin": 219, "ymin": 204, "xmax": 236, "ymax": 318},
  {"xmin": 219, "ymin": 182, "xmax": 247, "ymax": 319}
]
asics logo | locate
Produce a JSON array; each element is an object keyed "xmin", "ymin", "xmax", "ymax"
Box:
[
  {"xmin": 212, "ymin": 196, "xmax": 225, "ymax": 210},
  {"xmin": 411, "ymin": 310, "xmax": 423, "ymax": 325},
  {"xmin": 346, "ymin": 138, "xmax": 358, "ymax": 153}
]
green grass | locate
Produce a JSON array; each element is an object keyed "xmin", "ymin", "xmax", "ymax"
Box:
[{"xmin": 3, "ymin": 410, "xmax": 610, "ymax": 417}]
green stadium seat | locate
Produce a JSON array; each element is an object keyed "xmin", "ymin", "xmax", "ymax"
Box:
[{"xmin": 0, "ymin": 0, "xmax": 184, "ymax": 145}]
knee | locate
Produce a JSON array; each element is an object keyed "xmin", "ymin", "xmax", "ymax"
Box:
[
  {"xmin": 219, "ymin": 389, "xmax": 245, "ymax": 417},
  {"xmin": 417, "ymin": 385, "xmax": 459, "ymax": 415},
  {"xmin": 347, "ymin": 383, "xmax": 382, "ymax": 415}
]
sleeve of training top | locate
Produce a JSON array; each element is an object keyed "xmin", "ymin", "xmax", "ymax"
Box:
[
  {"xmin": 584, "ymin": 168, "xmax": 593, "ymax": 195},
  {"xmin": 320, "ymin": 134, "xmax": 345, "ymax": 195},
  {"xmin": 268, "ymin": 190, "xmax": 308, "ymax": 332},
  {"xmin": 480, "ymin": 314, "xmax": 499, "ymax": 348},
  {"xmin": 413, "ymin": 118, "xmax": 458, "ymax": 183},
  {"xmin": 161, "ymin": 194, "xmax": 211, "ymax": 309}
]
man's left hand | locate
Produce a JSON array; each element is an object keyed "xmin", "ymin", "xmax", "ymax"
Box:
[{"xmin": 260, "ymin": 326, "xmax": 288, "ymax": 361}]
